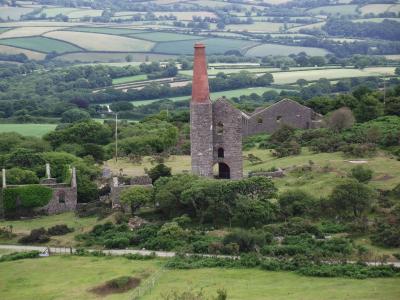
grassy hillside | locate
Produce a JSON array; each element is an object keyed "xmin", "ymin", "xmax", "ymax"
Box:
[{"xmin": 107, "ymin": 148, "xmax": 400, "ymax": 197}]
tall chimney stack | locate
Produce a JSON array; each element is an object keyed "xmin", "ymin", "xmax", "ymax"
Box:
[
  {"xmin": 192, "ymin": 43, "xmax": 210, "ymax": 104},
  {"xmin": 190, "ymin": 43, "xmax": 213, "ymax": 177}
]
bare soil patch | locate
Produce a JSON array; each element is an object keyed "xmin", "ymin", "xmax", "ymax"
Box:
[{"xmin": 90, "ymin": 276, "xmax": 141, "ymax": 297}]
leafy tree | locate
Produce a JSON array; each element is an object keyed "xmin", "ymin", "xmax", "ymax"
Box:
[
  {"xmin": 278, "ymin": 190, "xmax": 315, "ymax": 218},
  {"xmin": 329, "ymin": 180, "xmax": 375, "ymax": 218},
  {"xmin": 233, "ymin": 195, "xmax": 277, "ymax": 227},
  {"xmin": 326, "ymin": 107, "xmax": 355, "ymax": 132},
  {"xmin": 384, "ymin": 97, "xmax": 400, "ymax": 116},
  {"xmin": 120, "ymin": 186, "xmax": 152, "ymax": 215},
  {"xmin": 350, "ymin": 165, "xmax": 373, "ymax": 183},
  {"xmin": 61, "ymin": 108, "xmax": 90, "ymax": 123},
  {"xmin": 354, "ymin": 95, "xmax": 383, "ymax": 123},
  {"xmin": 146, "ymin": 163, "xmax": 171, "ymax": 183},
  {"xmin": 5, "ymin": 168, "xmax": 39, "ymax": 185}
]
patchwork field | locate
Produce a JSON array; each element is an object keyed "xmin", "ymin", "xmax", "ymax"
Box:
[
  {"xmin": 1, "ymin": 256, "xmax": 399, "ymax": 300},
  {"xmin": 130, "ymin": 32, "xmax": 200, "ymax": 42},
  {"xmin": 67, "ymin": 26, "xmax": 145, "ymax": 35},
  {"xmin": 246, "ymin": 43, "xmax": 330, "ymax": 56},
  {"xmin": 43, "ymin": 31, "xmax": 154, "ymax": 52},
  {"xmin": 128, "ymin": 87, "xmax": 283, "ymax": 106},
  {"xmin": 272, "ymin": 67, "xmax": 395, "ymax": 84},
  {"xmin": 0, "ymin": 44, "xmax": 46, "ymax": 60},
  {"xmin": 0, "ymin": 124, "xmax": 57, "ymax": 137},
  {"xmin": 0, "ymin": 6, "xmax": 34, "ymax": 20},
  {"xmin": 360, "ymin": 4, "xmax": 399, "ymax": 15},
  {"xmin": 0, "ymin": 26, "xmax": 66, "ymax": 39},
  {"xmin": 112, "ymin": 74, "xmax": 148, "ymax": 85},
  {"xmin": 0, "ymin": 36, "xmax": 81, "ymax": 53},
  {"xmin": 224, "ymin": 22, "xmax": 294, "ymax": 33},
  {"xmin": 307, "ymin": 4, "xmax": 359, "ymax": 15},
  {"xmin": 55, "ymin": 52, "xmax": 176, "ymax": 62},
  {"xmin": 153, "ymin": 38, "xmax": 258, "ymax": 55}
]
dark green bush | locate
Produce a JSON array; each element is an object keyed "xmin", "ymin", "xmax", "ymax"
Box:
[
  {"xmin": 47, "ymin": 224, "xmax": 73, "ymax": 236},
  {"xmin": 0, "ymin": 251, "xmax": 40, "ymax": 263},
  {"xmin": 350, "ymin": 165, "xmax": 373, "ymax": 183},
  {"xmin": 18, "ymin": 228, "xmax": 49, "ymax": 244}
]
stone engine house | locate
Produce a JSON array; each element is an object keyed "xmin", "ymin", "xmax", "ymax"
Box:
[{"xmin": 190, "ymin": 43, "xmax": 322, "ymax": 180}]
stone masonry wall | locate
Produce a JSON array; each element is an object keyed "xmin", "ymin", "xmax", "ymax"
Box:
[
  {"xmin": 245, "ymin": 99, "xmax": 322, "ymax": 136},
  {"xmin": 212, "ymin": 98, "xmax": 243, "ymax": 179},
  {"xmin": 42, "ymin": 186, "xmax": 77, "ymax": 215},
  {"xmin": 191, "ymin": 101, "xmax": 214, "ymax": 177}
]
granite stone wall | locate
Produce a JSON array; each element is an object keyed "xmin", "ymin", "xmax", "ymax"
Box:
[
  {"xmin": 41, "ymin": 185, "xmax": 77, "ymax": 215},
  {"xmin": 190, "ymin": 101, "xmax": 214, "ymax": 177},
  {"xmin": 212, "ymin": 98, "xmax": 243, "ymax": 179},
  {"xmin": 244, "ymin": 99, "xmax": 322, "ymax": 136}
]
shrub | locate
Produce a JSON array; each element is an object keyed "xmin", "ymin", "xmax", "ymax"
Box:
[
  {"xmin": 223, "ymin": 229, "xmax": 270, "ymax": 252},
  {"xmin": 278, "ymin": 190, "xmax": 315, "ymax": 218},
  {"xmin": 0, "ymin": 251, "xmax": 40, "ymax": 263},
  {"xmin": 341, "ymin": 143, "xmax": 377, "ymax": 157},
  {"xmin": 4, "ymin": 185, "xmax": 53, "ymax": 211},
  {"xmin": 47, "ymin": 224, "xmax": 73, "ymax": 236},
  {"xmin": 146, "ymin": 163, "xmax": 171, "ymax": 182},
  {"xmin": 329, "ymin": 180, "xmax": 375, "ymax": 218},
  {"xmin": 350, "ymin": 165, "xmax": 373, "ymax": 183},
  {"xmin": 19, "ymin": 228, "xmax": 50, "ymax": 244},
  {"xmin": 5, "ymin": 167, "xmax": 39, "ymax": 185}
]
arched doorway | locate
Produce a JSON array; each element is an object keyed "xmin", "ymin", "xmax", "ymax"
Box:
[{"xmin": 218, "ymin": 162, "xmax": 230, "ymax": 179}]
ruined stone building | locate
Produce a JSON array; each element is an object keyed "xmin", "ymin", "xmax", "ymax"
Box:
[
  {"xmin": 190, "ymin": 43, "xmax": 322, "ymax": 180},
  {"xmin": 1, "ymin": 164, "xmax": 77, "ymax": 216}
]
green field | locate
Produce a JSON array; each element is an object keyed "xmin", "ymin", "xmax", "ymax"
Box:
[
  {"xmin": 307, "ymin": 4, "xmax": 359, "ymax": 15},
  {"xmin": 1, "ymin": 256, "xmax": 399, "ymax": 300},
  {"xmin": 112, "ymin": 74, "xmax": 148, "ymax": 85},
  {"xmin": 246, "ymin": 43, "xmax": 330, "ymax": 56},
  {"xmin": 0, "ymin": 36, "xmax": 81, "ymax": 53},
  {"xmin": 129, "ymin": 87, "xmax": 282, "ymax": 106},
  {"xmin": 130, "ymin": 31, "xmax": 201, "ymax": 42},
  {"xmin": 0, "ymin": 6, "xmax": 34, "ymax": 20},
  {"xmin": 153, "ymin": 38, "xmax": 258, "ymax": 55},
  {"xmin": 272, "ymin": 67, "xmax": 396, "ymax": 84},
  {"xmin": 55, "ymin": 52, "xmax": 177, "ymax": 63},
  {"xmin": 0, "ymin": 124, "xmax": 57, "ymax": 137},
  {"xmin": 224, "ymin": 22, "xmax": 293, "ymax": 33},
  {"xmin": 44, "ymin": 31, "xmax": 154, "ymax": 52},
  {"xmin": 67, "ymin": 26, "xmax": 145, "ymax": 35}
]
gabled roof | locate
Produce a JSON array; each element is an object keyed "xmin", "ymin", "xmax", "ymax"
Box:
[{"xmin": 249, "ymin": 98, "xmax": 313, "ymax": 118}]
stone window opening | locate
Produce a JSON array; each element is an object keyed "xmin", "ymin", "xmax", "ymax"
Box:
[
  {"xmin": 218, "ymin": 148, "xmax": 224, "ymax": 158},
  {"xmin": 216, "ymin": 122, "xmax": 224, "ymax": 135},
  {"xmin": 276, "ymin": 116, "xmax": 282, "ymax": 123},
  {"xmin": 58, "ymin": 191, "xmax": 65, "ymax": 203},
  {"xmin": 257, "ymin": 117, "xmax": 263, "ymax": 124}
]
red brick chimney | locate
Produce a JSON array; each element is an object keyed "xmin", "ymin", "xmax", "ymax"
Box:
[{"xmin": 192, "ymin": 43, "xmax": 210, "ymax": 103}]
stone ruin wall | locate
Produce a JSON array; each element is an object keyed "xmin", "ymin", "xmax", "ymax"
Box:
[{"xmin": 212, "ymin": 99, "xmax": 243, "ymax": 179}]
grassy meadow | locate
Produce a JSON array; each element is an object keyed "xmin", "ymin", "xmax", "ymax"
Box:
[
  {"xmin": 0, "ymin": 256, "xmax": 399, "ymax": 300},
  {"xmin": 107, "ymin": 148, "xmax": 400, "ymax": 197},
  {"xmin": 0, "ymin": 36, "xmax": 81, "ymax": 53},
  {"xmin": 0, "ymin": 212, "xmax": 108, "ymax": 246},
  {"xmin": 0, "ymin": 124, "xmax": 57, "ymax": 137}
]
